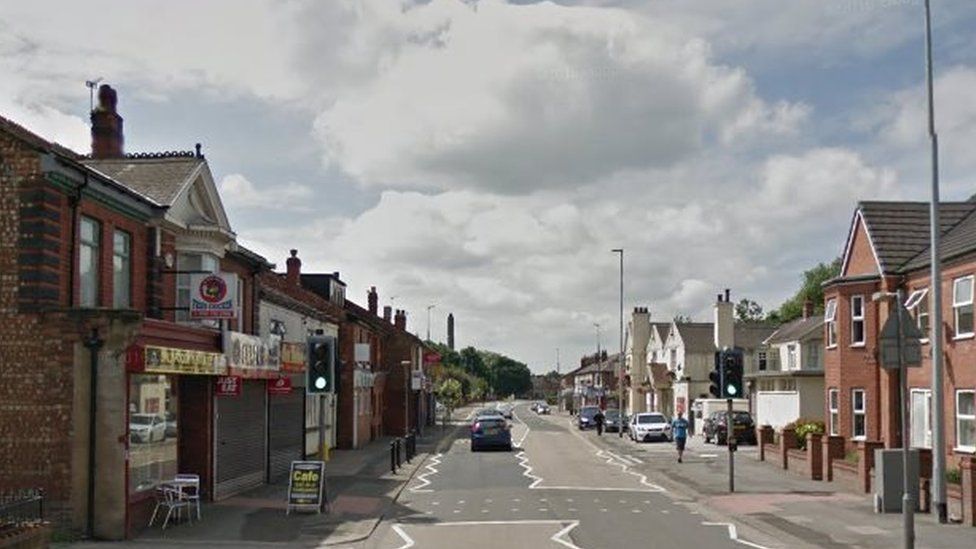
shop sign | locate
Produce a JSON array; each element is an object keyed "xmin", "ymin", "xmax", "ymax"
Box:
[
  {"xmin": 281, "ymin": 342, "xmax": 307, "ymax": 373},
  {"xmin": 225, "ymin": 331, "xmax": 281, "ymax": 378},
  {"xmin": 268, "ymin": 376, "xmax": 293, "ymax": 395},
  {"xmin": 411, "ymin": 370, "xmax": 424, "ymax": 391},
  {"xmin": 216, "ymin": 376, "xmax": 242, "ymax": 396},
  {"xmin": 354, "ymin": 343, "xmax": 370, "ymax": 363},
  {"xmin": 423, "ymin": 351, "xmax": 441, "ymax": 364},
  {"xmin": 286, "ymin": 461, "xmax": 327, "ymax": 514},
  {"xmin": 142, "ymin": 345, "xmax": 227, "ymax": 376},
  {"xmin": 189, "ymin": 272, "xmax": 239, "ymax": 319}
]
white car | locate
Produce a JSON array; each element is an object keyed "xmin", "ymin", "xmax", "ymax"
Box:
[
  {"xmin": 629, "ymin": 412, "xmax": 671, "ymax": 443},
  {"xmin": 130, "ymin": 413, "xmax": 166, "ymax": 443}
]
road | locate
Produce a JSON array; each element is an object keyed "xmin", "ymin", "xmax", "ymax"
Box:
[{"xmin": 364, "ymin": 402, "xmax": 760, "ymax": 549}]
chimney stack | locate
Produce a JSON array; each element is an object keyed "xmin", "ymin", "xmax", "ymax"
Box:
[
  {"xmin": 803, "ymin": 299, "xmax": 815, "ymax": 319},
  {"xmin": 368, "ymin": 286, "xmax": 378, "ymax": 315},
  {"xmin": 447, "ymin": 313, "xmax": 455, "ymax": 350},
  {"xmin": 285, "ymin": 249, "xmax": 301, "ymax": 286},
  {"xmin": 630, "ymin": 306, "xmax": 651, "ymax": 378},
  {"xmin": 394, "ymin": 309, "xmax": 407, "ymax": 330},
  {"xmin": 383, "ymin": 305, "xmax": 392, "ymax": 322},
  {"xmin": 714, "ymin": 289, "xmax": 734, "ymax": 349},
  {"xmin": 90, "ymin": 84, "xmax": 124, "ymax": 159}
]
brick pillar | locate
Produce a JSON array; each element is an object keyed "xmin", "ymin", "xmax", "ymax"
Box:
[
  {"xmin": 857, "ymin": 441, "xmax": 884, "ymax": 494},
  {"xmin": 807, "ymin": 433, "xmax": 823, "ymax": 481},
  {"xmin": 780, "ymin": 428, "xmax": 797, "ymax": 470},
  {"xmin": 758, "ymin": 425, "xmax": 774, "ymax": 461},
  {"xmin": 961, "ymin": 455, "xmax": 976, "ymax": 527},
  {"xmin": 822, "ymin": 435, "xmax": 845, "ymax": 482}
]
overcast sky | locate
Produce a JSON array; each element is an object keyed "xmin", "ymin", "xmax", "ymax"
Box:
[{"xmin": 3, "ymin": 0, "xmax": 976, "ymax": 372}]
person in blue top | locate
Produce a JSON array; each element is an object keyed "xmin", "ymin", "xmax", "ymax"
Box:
[{"xmin": 671, "ymin": 412, "xmax": 689, "ymax": 463}]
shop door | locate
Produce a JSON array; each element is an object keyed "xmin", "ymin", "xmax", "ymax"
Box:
[
  {"xmin": 215, "ymin": 380, "xmax": 267, "ymax": 500},
  {"xmin": 268, "ymin": 388, "xmax": 304, "ymax": 483}
]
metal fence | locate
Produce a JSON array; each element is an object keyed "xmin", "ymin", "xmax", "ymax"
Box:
[{"xmin": 0, "ymin": 489, "xmax": 44, "ymax": 532}]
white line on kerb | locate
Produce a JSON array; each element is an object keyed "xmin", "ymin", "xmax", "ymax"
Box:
[{"xmin": 701, "ymin": 522, "xmax": 772, "ymax": 549}]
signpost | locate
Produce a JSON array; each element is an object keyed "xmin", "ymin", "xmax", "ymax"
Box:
[{"xmin": 286, "ymin": 461, "xmax": 327, "ymax": 514}]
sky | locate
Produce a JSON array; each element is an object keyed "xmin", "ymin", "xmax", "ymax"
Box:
[{"xmin": 3, "ymin": 0, "xmax": 976, "ymax": 373}]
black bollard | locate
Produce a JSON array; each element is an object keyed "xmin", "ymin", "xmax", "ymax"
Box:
[{"xmin": 390, "ymin": 440, "xmax": 397, "ymax": 474}]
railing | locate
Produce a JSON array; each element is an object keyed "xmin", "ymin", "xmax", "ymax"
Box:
[
  {"xmin": 0, "ymin": 489, "xmax": 44, "ymax": 533},
  {"xmin": 391, "ymin": 432, "xmax": 419, "ymax": 474}
]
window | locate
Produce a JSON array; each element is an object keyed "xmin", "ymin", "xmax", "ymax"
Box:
[
  {"xmin": 112, "ymin": 230, "xmax": 131, "ymax": 308},
  {"xmin": 176, "ymin": 252, "xmax": 219, "ymax": 323},
  {"xmin": 906, "ymin": 288, "xmax": 929, "ymax": 341},
  {"xmin": 828, "ymin": 389, "xmax": 839, "ymax": 436},
  {"xmin": 807, "ymin": 343, "xmax": 820, "ymax": 370},
  {"xmin": 787, "ymin": 344, "xmax": 798, "ymax": 370},
  {"xmin": 957, "ymin": 390, "xmax": 975, "ymax": 451},
  {"xmin": 852, "ymin": 389, "xmax": 866, "ymax": 440},
  {"xmin": 953, "ymin": 276, "xmax": 974, "ymax": 338},
  {"xmin": 911, "ymin": 389, "xmax": 932, "ymax": 448},
  {"xmin": 850, "ymin": 295, "xmax": 865, "ymax": 346},
  {"xmin": 757, "ymin": 351, "xmax": 768, "ymax": 371},
  {"xmin": 79, "ymin": 217, "xmax": 101, "ymax": 306},
  {"xmin": 128, "ymin": 374, "xmax": 177, "ymax": 495},
  {"xmin": 825, "ymin": 298, "xmax": 837, "ymax": 348}
]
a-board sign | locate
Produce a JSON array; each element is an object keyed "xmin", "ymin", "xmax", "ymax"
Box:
[{"xmin": 286, "ymin": 461, "xmax": 326, "ymax": 514}]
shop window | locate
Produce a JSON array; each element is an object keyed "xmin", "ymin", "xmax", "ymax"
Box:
[
  {"xmin": 852, "ymin": 388, "xmax": 866, "ymax": 440},
  {"xmin": 128, "ymin": 374, "xmax": 178, "ymax": 495},
  {"xmin": 953, "ymin": 276, "xmax": 974, "ymax": 338},
  {"xmin": 113, "ymin": 230, "xmax": 131, "ymax": 308},
  {"xmin": 79, "ymin": 217, "xmax": 100, "ymax": 307},
  {"xmin": 957, "ymin": 390, "xmax": 975, "ymax": 451},
  {"xmin": 828, "ymin": 389, "xmax": 839, "ymax": 436}
]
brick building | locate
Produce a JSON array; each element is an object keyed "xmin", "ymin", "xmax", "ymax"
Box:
[{"xmin": 824, "ymin": 201, "xmax": 976, "ymax": 468}]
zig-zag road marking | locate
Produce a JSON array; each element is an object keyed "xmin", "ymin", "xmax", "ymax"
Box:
[
  {"xmin": 391, "ymin": 520, "xmax": 584, "ymax": 549},
  {"xmin": 408, "ymin": 452, "xmax": 442, "ymax": 493},
  {"xmin": 701, "ymin": 522, "xmax": 772, "ymax": 549},
  {"xmin": 516, "ymin": 449, "xmax": 544, "ymax": 488}
]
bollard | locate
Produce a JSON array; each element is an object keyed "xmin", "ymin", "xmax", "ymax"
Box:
[
  {"xmin": 390, "ymin": 440, "xmax": 397, "ymax": 474},
  {"xmin": 396, "ymin": 438, "xmax": 402, "ymax": 468},
  {"xmin": 405, "ymin": 434, "xmax": 413, "ymax": 463}
]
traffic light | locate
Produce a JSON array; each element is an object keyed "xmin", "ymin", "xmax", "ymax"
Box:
[
  {"xmin": 709, "ymin": 351, "xmax": 723, "ymax": 398},
  {"xmin": 722, "ymin": 348, "xmax": 744, "ymax": 399},
  {"xmin": 307, "ymin": 335, "xmax": 335, "ymax": 394}
]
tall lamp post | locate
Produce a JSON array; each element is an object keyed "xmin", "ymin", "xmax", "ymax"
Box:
[
  {"xmin": 923, "ymin": 0, "xmax": 947, "ymax": 523},
  {"xmin": 612, "ymin": 248, "xmax": 624, "ymax": 437},
  {"xmin": 426, "ymin": 304, "xmax": 436, "ymax": 342},
  {"xmin": 593, "ymin": 322, "xmax": 601, "ymax": 407}
]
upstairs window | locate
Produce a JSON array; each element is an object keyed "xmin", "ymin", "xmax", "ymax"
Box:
[
  {"xmin": 905, "ymin": 288, "xmax": 929, "ymax": 342},
  {"xmin": 953, "ymin": 276, "xmax": 974, "ymax": 338},
  {"xmin": 825, "ymin": 298, "xmax": 837, "ymax": 348},
  {"xmin": 850, "ymin": 295, "xmax": 865, "ymax": 346},
  {"xmin": 79, "ymin": 217, "xmax": 101, "ymax": 307},
  {"xmin": 113, "ymin": 230, "xmax": 131, "ymax": 308},
  {"xmin": 787, "ymin": 344, "xmax": 798, "ymax": 370},
  {"xmin": 828, "ymin": 389, "xmax": 839, "ymax": 436},
  {"xmin": 757, "ymin": 351, "xmax": 768, "ymax": 371}
]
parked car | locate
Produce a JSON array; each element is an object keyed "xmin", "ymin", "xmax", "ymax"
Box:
[
  {"xmin": 130, "ymin": 413, "xmax": 166, "ymax": 443},
  {"xmin": 604, "ymin": 409, "xmax": 626, "ymax": 432},
  {"xmin": 703, "ymin": 410, "xmax": 757, "ymax": 445},
  {"xmin": 577, "ymin": 405, "xmax": 600, "ymax": 430},
  {"xmin": 498, "ymin": 404, "xmax": 514, "ymax": 419},
  {"xmin": 164, "ymin": 411, "xmax": 178, "ymax": 438},
  {"xmin": 536, "ymin": 403, "xmax": 551, "ymax": 415},
  {"xmin": 629, "ymin": 412, "xmax": 671, "ymax": 442},
  {"xmin": 475, "ymin": 407, "xmax": 504, "ymax": 419},
  {"xmin": 470, "ymin": 415, "xmax": 513, "ymax": 451}
]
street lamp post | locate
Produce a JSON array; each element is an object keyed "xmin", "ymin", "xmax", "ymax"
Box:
[
  {"xmin": 923, "ymin": 0, "xmax": 947, "ymax": 524},
  {"xmin": 594, "ymin": 323, "xmax": 601, "ymax": 407},
  {"xmin": 612, "ymin": 248, "xmax": 624, "ymax": 437}
]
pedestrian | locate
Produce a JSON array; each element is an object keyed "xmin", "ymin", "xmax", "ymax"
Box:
[
  {"xmin": 671, "ymin": 411, "xmax": 689, "ymax": 463},
  {"xmin": 594, "ymin": 408, "xmax": 605, "ymax": 436}
]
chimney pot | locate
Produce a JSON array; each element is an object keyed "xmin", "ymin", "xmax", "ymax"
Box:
[
  {"xmin": 285, "ymin": 250, "xmax": 302, "ymax": 287},
  {"xmin": 195, "ymin": 143, "xmax": 202, "ymax": 158},
  {"xmin": 725, "ymin": 288, "xmax": 731, "ymax": 302},
  {"xmin": 90, "ymin": 84, "xmax": 124, "ymax": 159},
  {"xmin": 368, "ymin": 286, "xmax": 379, "ymax": 315},
  {"xmin": 383, "ymin": 306, "xmax": 392, "ymax": 322}
]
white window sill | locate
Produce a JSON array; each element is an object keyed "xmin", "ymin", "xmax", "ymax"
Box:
[
  {"xmin": 920, "ymin": 339, "xmax": 930, "ymax": 345},
  {"xmin": 953, "ymin": 446, "xmax": 976, "ymax": 454},
  {"xmin": 850, "ymin": 343, "xmax": 866, "ymax": 348},
  {"xmin": 852, "ymin": 435, "xmax": 866, "ymax": 441},
  {"xmin": 826, "ymin": 345, "xmax": 838, "ymax": 350},
  {"xmin": 953, "ymin": 333, "xmax": 975, "ymax": 341}
]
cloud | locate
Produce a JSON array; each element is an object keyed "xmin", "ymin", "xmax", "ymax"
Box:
[
  {"xmin": 218, "ymin": 174, "xmax": 315, "ymax": 212},
  {"xmin": 311, "ymin": 0, "xmax": 808, "ymax": 193}
]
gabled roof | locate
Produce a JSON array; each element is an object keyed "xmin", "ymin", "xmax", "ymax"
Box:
[
  {"xmin": 83, "ymin": 153, "xmax": 204, "ymax": 206},
  {"xmin": 901, "ymin": 205, "xmax": 976, "ymax": 271},
  {"xmin": 764, "ymin": 316, "xmax": 823, "ymax": 345},
  {"xmin": 733, "ymin": 323, "xmax": 778, "ymax": 349},
  {"xmin": 672, "ymin": 323, "xmax": 715, "ymax": 353},
  {"xmin": 854, "ymin": 201, "xmax": 975, "ymax": 274}
]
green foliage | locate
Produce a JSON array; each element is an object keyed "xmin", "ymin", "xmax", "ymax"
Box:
[
  {"xmin": 946, "ymin": 467, "xmax": 962, "ymax": 485},
  {"xmin": 734, "ymin": 299, "xmax": 765, "ymax": 323},
  {"xmin": 844, "ymin": 449, "xmax": 859, "ymax": 464},
  {"xmin": 435, "ymin": 378, "xmax": 463, "ymax": 413},
  {"xmin": 425, "ymin": 341, "xmax": 532, "ymax": 400},
  {"xmin": 783, "ymin": 418, "xmax": 825, "ymax": 450},
  {"xmin": 673, "ymin": 314, "xmax": 693, "ymax": 323},
  {"xmin": 767, "ymin": 258, "xmax": 842, "ymax": 324}
]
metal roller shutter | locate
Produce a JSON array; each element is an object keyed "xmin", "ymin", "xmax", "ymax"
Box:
[
  {"xmin": 215, "ymin": 380, "xmax": 267, "ymax": 500},
  {"xmin": 268, "ymin": 388, "xmax": 304, "ymax": 483}
]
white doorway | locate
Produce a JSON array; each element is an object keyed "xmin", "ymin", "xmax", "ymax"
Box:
[{"xmin": 910, "ymin": 388, "xmax": 932, "ymax": 449}]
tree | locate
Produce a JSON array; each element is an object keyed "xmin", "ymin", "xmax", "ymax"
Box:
[
  {"xmin": 734, "ymin": 299, "xmax": 765, "ymax": 323},
  {"xmin": 435, "ymin": 378, "xmax": 462, "ymax": 425},
  {"xmin": 489, "ymin": 356, "xmax": 533, "ymax": 397},
  {"xmin": 672, "ymin": 314, "xmax": 693, "ymax": 323},
  {"xmin": 459, "ymin": 346, "xmax": 489, "ymax": 380},
  {"xmin": 767, "ymin": 257, "xmax": 842, "ymax": 324}
]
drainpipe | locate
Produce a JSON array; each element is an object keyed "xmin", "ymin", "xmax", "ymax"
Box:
[
  {"xmin": 83, "ymin": 327, "xmax": 104, "ymax": 538},
  {"xmin": 68, "ymin": 173, "xmax": 89, "ymax": 307}
]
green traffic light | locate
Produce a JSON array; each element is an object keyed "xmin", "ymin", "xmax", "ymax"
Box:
[
  {"xmin": 727, "ymin": 385, "xmax": 738, "ymax": 396},
  {"xmin": 315, "ymin": 376, "xmax": 327, "ymax": 390}
]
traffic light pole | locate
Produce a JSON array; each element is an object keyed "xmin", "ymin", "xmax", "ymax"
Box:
[{"xmin": 727, "ymin": 397, "xmax": 734, "ymax": 493}]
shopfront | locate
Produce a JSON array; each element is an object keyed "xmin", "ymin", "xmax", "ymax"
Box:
[{"xmin": 268, "ymin": 342, "xmax": 306, "ymax": 483}]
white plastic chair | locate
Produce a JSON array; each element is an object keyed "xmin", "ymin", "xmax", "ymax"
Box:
[
  {"xmin": 173, "ymin": 474, "xmax": 202, "ymax": 520},
  {"xmin": 148, "ymin": 485, "xmax": 190, "ymax": 529}
]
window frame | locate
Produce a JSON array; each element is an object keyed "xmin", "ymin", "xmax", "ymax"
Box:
[
  {"xmin": 112, "ymin": 229, "xmax": 132, "ymax": 308},
  {"xmin": 825, "ymin": 298, "xmax": 838, "ymax": 348},
  {"xmin": 851, "ymin": 388, "xmax": 867, "ymax": 440},
  {"xmin": 850, "ymin": 295, "xmax": 865, "ymax": 347},
  {"xmin": 906, "ymin": 287, "xmax": 930, "ymax": 343},
  {"xmin": 757, "ymin": 351, "xmax": 767, "ymax": 371},
  {"xmin": 956, "ymin": 389, "xmax": 976, "ymax": 452},
  {"xmin": 175, "ymin": 252, "xmax": 219, "ymax": 324},
  {"xmin": 953, "ymin": 276, "xmax": 975, "ymax": 339},
  {"xmin": 79, "ymin": 216, "xmax": 101, "ymax": 307},
  {"xmin": 786, "ymin": 344, "xmax": 798, "ymax": 370},
  {"xmin": 910, "ymin": 388, "xmax": 932, "ymax": 449},
  {"xmin": 828, "ymin": 388, "xmax": 839, "ymax": 436}
]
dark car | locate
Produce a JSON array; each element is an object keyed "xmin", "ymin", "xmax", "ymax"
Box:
[
  {"xmin": 704, "ymin": 410, "xmax": 756, "ymax": 445},
  {"xmin": 604, "ymin": 409, "xmax": 626, "ymax": 432},
  {"xmin": 476, "ymin": 407, "xmax": 503, "ymax": 418},
  {"xmin": 470, "ymin": 415, "xmax": 513, "ymax": 451},
  {"xmin": 537, "ymin": 403, "xmax": 551, "ymax": 415},
  {"xmin": 577, "ymin": 405, "xmax": 600, "ymax": 430}
]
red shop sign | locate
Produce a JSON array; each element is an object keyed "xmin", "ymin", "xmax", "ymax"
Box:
[
  {"xmin": 216, "ymin": 376, "xmax": 242, "ymax": 396},
  {"xmin": 268, "ymin": 376, "xmax": 292, "ymax": 395}
]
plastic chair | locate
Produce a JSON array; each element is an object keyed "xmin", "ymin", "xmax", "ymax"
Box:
[
  {"xmin": 148, "ymin": 485, "xmax": 190, "ymax": 529},
  {"xmin": 174, "ymin": 473, "xmax": 202, "ymax": 520}
]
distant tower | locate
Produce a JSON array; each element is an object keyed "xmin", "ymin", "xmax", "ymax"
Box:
[{"xmin": 447, "ymin": 313, "xmax": 455, "ymax": 350}]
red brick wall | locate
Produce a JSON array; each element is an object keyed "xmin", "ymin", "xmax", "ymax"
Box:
[
  {"xmin": 337, "ymin": 320, "xmax": 380, "ymax": 448},
  {"xmin": 73, "ymin": 201, "xmax": 149, "ymax": 310},
  {"xmin": 844, "ymin": 217, "xmax": 879, "ymax": 276}
]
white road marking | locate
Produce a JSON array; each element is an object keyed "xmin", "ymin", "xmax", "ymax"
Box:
[
  {"xmin": 409, "ymin": 452, "xmax": 442, "ymax": 493},
  {"xmin": 388, "ymin": 520, "xmax": 585, "ymax": 549},
  {"xmin": 625, "ymin": 454, "xmax": 644, "ymax": 464},
  {"xmin": 699, "ymin": 454, "xmax": 719, "ymax": 458},
  {"xmin": 392, "ymin": 524, "xmax": 415, "ymax": 549},
  {"xmin": 702, "ymin": 522, "xmax": 771, "ymax": 549}
]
